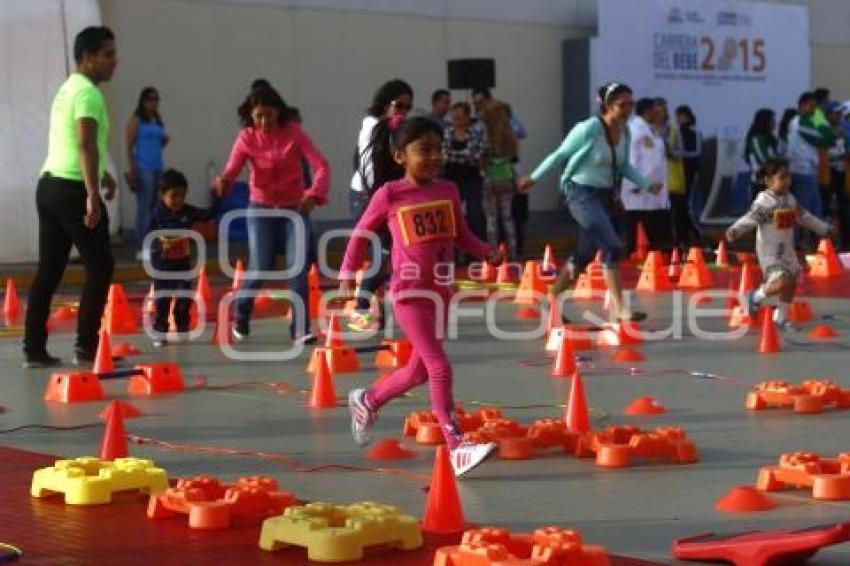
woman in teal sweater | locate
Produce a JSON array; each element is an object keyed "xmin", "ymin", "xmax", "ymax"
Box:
[{"xmin": 520, "ymin": 82, "xmax": 660, "ymax": 322}]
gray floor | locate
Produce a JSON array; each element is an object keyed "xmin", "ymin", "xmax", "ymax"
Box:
[{"xmin": 2, "ymin": 291, "xmax": 850, "ymax": 564}]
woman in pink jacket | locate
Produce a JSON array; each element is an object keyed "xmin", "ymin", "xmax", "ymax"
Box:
[
  {"xmin": 339, "ymin": 116, "xmax": 502, "ymax": 477},
  {"xmin": 214, "ymin": 87, "xmax": 329, "ymax": 344}
]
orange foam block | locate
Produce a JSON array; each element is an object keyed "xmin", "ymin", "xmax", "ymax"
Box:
[
  {"xmin": 127, "ymin": 363, "xmax": 186, "ymax": 396},
  {"xmin": 44, "ymin": 372, "xmax": 105, "ymax": 403},
  {"xmin": 374, "ymin": 339, "xmax": 413, "ymax": 368}
]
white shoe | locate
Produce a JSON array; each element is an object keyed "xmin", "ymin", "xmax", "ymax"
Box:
[
  {"xmin": 152, "ymin": 338, "xmax": 168, "ymax": 348},
  {"xmin": 450, "ymin": 441, "xmax": 497, "ymax": 477},
  {"xmin": 348, "ymin": 388, "xmax": 377, "ymax": 446},
  {"xmin": 231, "ymin": 324, "xmax": 249, "ymax": 342}
]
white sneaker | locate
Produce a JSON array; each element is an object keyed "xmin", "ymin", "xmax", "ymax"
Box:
[
  {"xmin": 347, "ymin": 388, "xmax": 377, "ymax": 446},
  {"xmin": 231, "ymin": 324, "xmax": 249, "ymax": 342},
  {"xmin": 450, "ymin": 441, "xmax": 497, "ymax": 477},
  {"xmin": 152, "ymin": 338, "xmax": 168, "ymax": 348}
]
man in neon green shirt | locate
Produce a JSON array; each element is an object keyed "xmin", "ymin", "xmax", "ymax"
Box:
[{"xmin": 24, "ymin": 26, "xmax": 118, "ymax": 368}]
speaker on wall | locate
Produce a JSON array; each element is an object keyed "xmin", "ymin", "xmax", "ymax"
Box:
[{"xmin": 447, "ymin": 59, "xmax": 495, "ymax": 90}]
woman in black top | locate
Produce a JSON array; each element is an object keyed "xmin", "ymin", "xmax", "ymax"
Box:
[{"xmin": 442, "ymin": 102, "xmax": 486, "ymax": 250}]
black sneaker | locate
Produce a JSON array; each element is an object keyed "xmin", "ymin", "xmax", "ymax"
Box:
[
  {"xmin": 231, "ymin": 323, "xmax": 249, "ymax": 343},
  {"xmin": 293, "ymin": 332, "xmax": 318, "ymax": 346},
  {"xmin": 22, "ymin": 352, "xmax": 62, "ymax": 369}
]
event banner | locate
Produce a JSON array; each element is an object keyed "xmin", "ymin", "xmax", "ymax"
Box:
[{"xmin": 591, "ymin": 0, "xmax": 809, "ymax": 140}]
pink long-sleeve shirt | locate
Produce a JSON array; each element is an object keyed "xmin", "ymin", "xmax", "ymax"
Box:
[
  {"xmin": 340, "ymin": 178, "xmax": 492, "ymax": 295},
  {"xmin": 220, "ymin": 122, "xmax": 330, "ymax": 208}
]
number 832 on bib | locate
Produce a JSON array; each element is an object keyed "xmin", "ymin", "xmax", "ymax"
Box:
[{"xmin": 397, "ymin": 200, "xmax": 457, "ymax": 246}]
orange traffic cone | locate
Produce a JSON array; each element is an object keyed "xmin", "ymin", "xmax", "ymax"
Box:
[
  {"xmin": 306, "ymin": 353, "xmax": 337, "ymax": 409},
  {"xmin": 623, "ymin": 395, "xmax": 666, "ymax": 416},
  {"xmin": 195, "ymin": 267, "xmax": 212, "ymax": 306},
  {"xmin": 232, "ymin": 259, "xmax": 245, "ymax": 290},
  {"xmin": 788, "ymin": 300, "xmax": 813, "ymax": 324},
  {"xmin": 480, "ymin": 260, "xmax": 496, "ymax": 282},
  {"xmin": 516, "ymin": 306, "xmax": 540, "ymax": 320},
  {"xmin": 546, "ymin": 295, "xmax": 563, "ymax": 336},
  {"xmin": 723, "ymin": 280, "xmax": 739, "ymax": 315},
  {"xmin": 324, "ymin": 312, "xmax": 345, "ymax": 348},
  {"xmin": 102, "ymin": 284, "xmax": 139, "ymax": 334},
  {"xmin": 564, "ymin": 369, "xmax": 590, "ymax": 434},
  {"xmin": 613, "ymin": 347, "xmax": 645, "ymax": 363},
  {"xmin": 630, "ymin": 221, "xmax": 649, "ymax": 263},
  {"xmin": 99, "ymin": 400, "xmax": 129, "ymax": 461},
  {"xmin": 3, "ymin": 278, "xmax": 20, "ymax": 319},
  {"xmin": 308, "ymin": 263, "xmax": 322, "ymax": 320},
  {"xmin": 809, "ymin": 238, "xmax": 844, "ymax": 278},
  {"xmin": 715, "ymin": 486, "xmax": 775, "ymax": 513},
  {"xmin": 668, "ymin": 248, "xmax": 682, "ymax": 279},
  {"xmin": 715, "ymin": 240, "xmax": 730, "ymax": 268},
  {"xmin": 93, "ymin": 329, "xmax": 114, "ymax": 374},
  {"xmin": 422, "ymin": 445, "xmax": 466, "ymax": 534},
  {"xmin": 678, "ymin": 247, "xmax": 713, "ymax": 289},
  {"xmin": 112, "ymin": 342, "xmax": 141, "ymax": 358},
  {"xmin": 212, "ymin": 298, "xmax": 233, "ymax": 346},
  {"xmin": 99, "ymin": 400, "xmax": 142, "ymax": 421},
  {"xmin": 738, "ymin": 262, "xmax": 757, "ymax": 296},
  {"xmin": 515, "ymin": 261, "xmax": 547, "ymax": 304},
  {"xmin": 551, "ymin": 334, "xmax": 576, "ymax": 377},
  {"xmin": 756, "ymin": 307, "xmax": 780, "ymax": 354},
  {"xmin": 809, "ymin": 324, "xmax": 839, "ymax": 339},
  {"xmin": 542, "ymin": 244, "xmax": 556, "ymax": 273},
  {"xmin": 636, "ymin": 251, "xmax": 673, "ymax": 292}
]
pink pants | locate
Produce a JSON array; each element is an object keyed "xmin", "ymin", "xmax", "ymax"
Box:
[{"xmin": 365, "ymin": 294, "xmax": 461, "ymax": 449}]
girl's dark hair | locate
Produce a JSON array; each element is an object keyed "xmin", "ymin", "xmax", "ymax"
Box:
[
  {"xmin": 676, "ymin": 105, "xmax": 696, "ymax": 126},
  {"xmin": 747, "ymin": 108, "xmax": 775, "ymax": 139},
  {"xmin": 237, "ymin": 86, "xmax": 294, "ymax": 128},
  {"xmin": 597, "ymin": 82, "xmax": 633, "ymax": 113},
  {"xmin": 778, "ymin": 108, "xmax": 798, "ymax": 141},
  {"xmin": 134, "ymin": 87, "xmax": 162, "ymax": 125},
  {"xmin": 754, "ymin": 157, "xmax": 790, "ymax": 192},
  {"xmin": 367, "ymin": 79, "xmax": 414, "ymax": 118},
  {"xmin": 368, "ymin": 116, "xmax": 443, "ymax": 193}
]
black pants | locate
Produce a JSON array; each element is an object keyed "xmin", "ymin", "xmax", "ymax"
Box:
[
  {"xmin": 624, "ymin": 209, "xmax": 674, "ymax": 254},
  {"xmin": 669, "ymin": 193, "xmax": 698, "ymax": 248},
  {"xmin": 153, "ymin": 260, "xmax": 193, "ymax": 333},
  {"xmin": 24, "ymin": 176, "xmax": 114, "ymax": 356},
  {"xmin": 512, "ymin": 193, "xmax": 529, "ymax": 258}
]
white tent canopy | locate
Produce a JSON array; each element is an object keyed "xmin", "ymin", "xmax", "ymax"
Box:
[{"xmin": 0, "ymin": 0, "xmax": 118, "ymax": 262}]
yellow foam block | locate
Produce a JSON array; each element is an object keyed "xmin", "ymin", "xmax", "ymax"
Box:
[
  {"xmin": 31, "ymin": 457, "xmax": 168, "ymax": 505},
  {"xmin": 259, "ymin": 501, "xmax": 422, "ymax": 562}
]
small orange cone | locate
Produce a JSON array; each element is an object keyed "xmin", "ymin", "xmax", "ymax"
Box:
[
  {"xmin": 308, "ymin": 263, "xmax": 322, "ymax": 320},
  {"xmin": 99, "ymin": 400, "xmax": 142, "ymax": 421},
  {"xmin": 630, "ymin": 221, "xmax": 649, "ymax": 263},
  {"xmin": 101, "ymin": 284, "xmax": 139, "ymax": 334},
  {"xmin": 678, "ymin": 247, "xmax": 713, "ymax": 290},
  {"xmin": 112, "ymin": 342, "xmax": 142, "ymax": 358},
  {"xmin": 738, "ymin": 262, "xmax": 757, "ymax": 296},
  {"xmin": 514, "ymin": 261, "xmax": 547, "ymax": 304},
  {"xmin": 496, "ymin": 261, "xmax": 517, "ymax": 284},
  {"xmin": 715, "ymin": 240, "xmax": 730, "ymax": 267},
  {"xmin": 324, "ymin": 312, "xmax": 345, "ymax": 348},
  {"xmin": 542, "ymin": 244, "xmax": 556, "ymax": 273},
  {"xmin": 366, "ymin": 438, "xmax": 414, "ymax": 460},
  {"xmin": 756, "ymin": 307, "xmax": 780, "ymax": 354},
  {"xmin": 809, "ymin": 324, "xmax": 839, "ymax": 339},
  {"xmin": 99, "ymin": 400, "xmax": 129, "ymax": 461},
  {"xmin": 613, "ymin": 347, "xmax": 645, "ymax": 363},
  {"xmin": 624, "ymin": 395, "xmax": 666, "ymax": 416},
  {"xmin": 723, "ymin": 280, "xmax": 739, "ymax": 315},
  {"xmin": 668, "ymin": 248, "xmax": 682, "ymax": 279},
  {"xmin": 515, "ymin": 306, "xmax": 540, "ymax": 320},
  {"xmin": 788, "ymin": 300, "xmax": 813, "ymax": 324},
  {"xmin": 306, "ymin": 353, "xmax": 337, "ymax": 409},
  {"xmin": 564, "ymin": 369, "xmax": 590, "ymax": 434},
  {"xmin": 809, "ymin": 238, "xmax": 844, "ymax": 278},
  {"xmin": 551, "ymin": 334, "xmax": 576, "ymax": 377},
  {"xmin": 212, "ymin": 298, "xmax": 233, "ymax": 346},
  {"xmin": 195, "ymin": 266, "xmax": 212, "ymax": 305},
  {"xmin": 3, "ymin": 278, "xmax": 20, "ymax": 319},
  {"xmin": 422, "ymin": 445, "xmax": 466, "ymax": 534},
  {"xmin": 546, "ymin": 295, "xmax": 563, "ymax": 336},
  {"xmin": 636, "ymin": 251, "xmax": 673, "ymax": 292},
  {"xmin": 715, "ymin": 486, "xmax": 776, "ymax": 513},
  {"xmin": 93, "ymin": 329, "xmax": 114, "ymax": 374},
  {"xmin": 480, "ymin": 261, "xmax": 496, "ymax": 282},
  {"xmin": 232, "ymin": 260, "xmax": 245, "ymax": 290}
]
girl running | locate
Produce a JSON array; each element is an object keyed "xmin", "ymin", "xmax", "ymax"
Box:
[{"xmin": 339, "ymin": 116, "xmax": 502, "ymax": 477}]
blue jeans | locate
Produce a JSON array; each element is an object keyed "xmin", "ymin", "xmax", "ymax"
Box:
[
  {"xmin": 235, "ymin": 204, "xmax": 312, "ymax": 338},
  {"xmin": 349, "ymin": 188, "xmax": 390, "ymax": 311},
  {"xmin": 791, "ymin": 173, "xmax": 823, "ymax": 248},
  {"xmin": 565, "ymin": 183, "xmax": 625, "ymax": 273},
  {"xmin": 135, "ymin": 168, "xmax": 160, "ymax": 249}
]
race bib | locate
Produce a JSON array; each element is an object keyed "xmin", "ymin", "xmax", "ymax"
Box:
[
  {"xmin": 160, "ymin": 237, "xmax": 191, "ymax": 260},
  {"xmin": 396, "ymin": 200, "xmax": 457, "ymax": 246},
  {"xmin": 773, "ymin": 208, "xmax": 796, "ymax": 230}
]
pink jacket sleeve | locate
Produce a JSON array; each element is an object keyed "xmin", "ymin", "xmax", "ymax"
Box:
[
  {"xmin": 339, "ymin": 186, "xmax": 389, "ymax": 279},
  {"xmin": 293, "ymin": 124, "xmax": 331, "ymax": 206},
  {"xmin": 451, "ymin": 184, "xmax": 492, "ymax": 259},
  {"xmin": 220, "ymin": 129, "xmax": 249, "ymax": 184}
]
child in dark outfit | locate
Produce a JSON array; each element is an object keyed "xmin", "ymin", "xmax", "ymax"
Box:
[{"xmin": 148, "ymin": 168, "xmax": 212, "ymax": 346}]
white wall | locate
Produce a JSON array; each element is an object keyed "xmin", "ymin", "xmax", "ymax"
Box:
[{"xmin": 100, "ymin": 0, "xmax": 589, "ymax": 231}]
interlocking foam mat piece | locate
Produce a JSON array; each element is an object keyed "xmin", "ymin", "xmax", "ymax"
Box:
[{"xmin": 0, "ymin": 447, "xmax": 667, "ymax": 565}]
